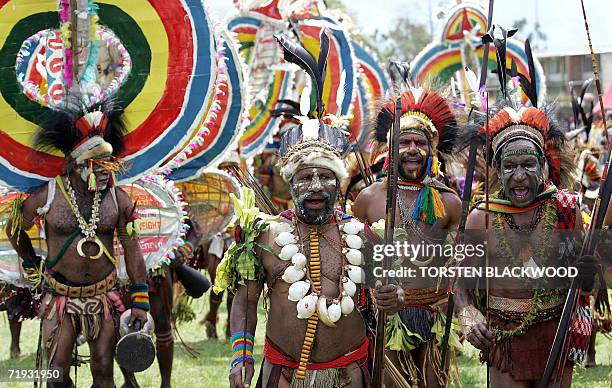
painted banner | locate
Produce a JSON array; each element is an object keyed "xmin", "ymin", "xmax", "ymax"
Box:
[{"xmin": 0, "ymin": 0, "xmax": 216, "ymax": 192}]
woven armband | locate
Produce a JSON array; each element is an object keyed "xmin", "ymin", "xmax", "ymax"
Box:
[
  {"xmin": 130, "ymin": 283, "xmax": 150, "ymax": 311},
  {"xmin": 177, "ymin": 242, "xmax": 195, "ymax": 259},
  {"xmin": 230, "ymin": 332, "xmax": 254, "ymax": 369}
]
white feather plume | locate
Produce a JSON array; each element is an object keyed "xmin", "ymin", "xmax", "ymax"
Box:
[
  {"xmin": 464, "ymin": 66, "xmax": 479, "ymax": 93},
  {"xmin": 300, "ymin": 82, "xmax": 311, "ymax": 117},
  {"xmin": 335, "ymin": 70, "xmax": 346, "ymax": 115}
]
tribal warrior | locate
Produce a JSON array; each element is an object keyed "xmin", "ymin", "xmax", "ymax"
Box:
[
  {"xmin": 455, "ymin": 101, "xmax": 598, "ymax": 387},
  {"xmin": 354, "ymin": 86, "xmax": 462, "ymax": 388},
  {"xmin": 224, "ymin": 117, "xmax": 383, "ymax": 387},
  {"xmin": 7, "ymin": 98, "xmax": 148, "ymax": 388}
]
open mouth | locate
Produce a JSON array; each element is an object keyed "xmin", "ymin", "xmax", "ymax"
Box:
[
  {"xmin": 511, "ymin": 187, "xmax": 530, "ymax": 199},
  {"xmin": 305, "ymin": 197, "xmax": 327, "ymax": 210}
]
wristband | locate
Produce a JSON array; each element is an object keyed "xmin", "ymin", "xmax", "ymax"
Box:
[
  {"xmin": 177, "ymin": 242, "xmax": 195, "ymax": 259},
  {"xmin": 230, "ymin": 331, "xmax": 254, "ymax": 369},
  {"xmin": 130, "ymin": 282, "xmax": 150, "ymax": 311}
]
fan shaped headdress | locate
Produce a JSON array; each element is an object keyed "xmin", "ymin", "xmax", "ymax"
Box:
[
  {"xmin": 375, "ymin": 85, "xmax": 458, "ymax": 154},
  {"xmin": 274, "ymin": 31, "xmax": 350, "ymax": 182}
]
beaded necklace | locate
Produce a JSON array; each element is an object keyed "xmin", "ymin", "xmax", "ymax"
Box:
[
  {"xmin": 491, "ymin": 198, "xmax": 564, "ymax": 340},
  {"xmin": 273, "ymin": 211, "xmax": 365, "ymax": 380}
]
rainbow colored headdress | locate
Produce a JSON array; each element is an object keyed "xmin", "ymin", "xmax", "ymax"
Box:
[{"xmin": 375, "ymin": 86, "xmax": 457, "ymax": 153}]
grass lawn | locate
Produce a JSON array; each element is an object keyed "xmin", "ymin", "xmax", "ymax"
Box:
[{"xmin": 0, "ymin": 295, "xmax": 609, "ymax": 387}]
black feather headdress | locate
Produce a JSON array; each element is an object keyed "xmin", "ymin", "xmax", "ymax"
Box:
[
  {"xmin": 33, "ymin": 93, "xmax": 126, "ymax": 158},
  {"xmin": 569, "ymin": 78, "xmax": 595, "ymax": 139},
  {"xmin": 273, "ymin": 30, "xmax": 350, "ymax": 182},
  {"xmin": 274, "ymin": 32, "xmax": 327, "ymax": 118}
]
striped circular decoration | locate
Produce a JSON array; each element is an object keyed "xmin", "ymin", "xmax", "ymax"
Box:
[
  {"xmin": 167, "ymin": 30, "xmax": 246, "ymax": 182},
  {"xmin": 177, "ymin": 169, "xmax": 240, "ymax": 245},
  {"xmin": 350, "ymin": 39, "xmax": 389, "ymax": 146},
  {"xmin": 352, "ymin": 39, "xmax": 389, "ymax": 103},
  {"xmin": 115, "ymin": 175, "xmax": 187, "ymax": 278},
  {"xmin": 348, "ymin": 72, "xmax": 372, "ymax": 146},
  {"xmin": 0, "ymin": 0, "xmax": 215, "ymax": 192},
  {"xmin": 296, "ymin": 17, "xmax": 355, "ymax": 117},
  {"xmin": 410, "ymin": 2, "xmax": 546, "ymax": 104},
  {"xmin": 440, "ymin": 2, "xmax": 487, "ymax": 42},
  {"xmin": 231, "ymin": 11, "xmax": 357, "ymax": 158},
  {"xmin": 229, "ymin": 13, "xmax": 293, "ymax": 158}
]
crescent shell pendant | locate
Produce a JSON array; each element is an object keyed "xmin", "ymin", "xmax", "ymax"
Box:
[{"xmin": 76, "ymin": 237, "xmax": 104, "ymax": 260}]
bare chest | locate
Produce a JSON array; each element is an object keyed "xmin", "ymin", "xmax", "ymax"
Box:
[
  {"xmin": 262, "ymin": 225, "xmax": 346, "ymax": 288},
  {"xmin": 45, "ymin": 192, "xmax": 119, "ymax": 236}
]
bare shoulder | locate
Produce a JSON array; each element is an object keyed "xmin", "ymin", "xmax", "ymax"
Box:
[
  {"xmin": 114, "ymin": 186, "xmax": 135, "ymax": 212},
  {"xmin": 24, "ymin": 183, "xmax": 49, "ymax": 208},
  {"xmin": 355, "ymin": 182, "xmax": 385, "ymax": 203},
  {"xmin": 441, "ymin": 190, "xmax": 461, "ymax": 208},
  {"xmin": 466, "ymin": 208, "xmax": 488, "ymax": 229}
]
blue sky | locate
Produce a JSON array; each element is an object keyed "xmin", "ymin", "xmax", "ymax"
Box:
[{"xmin": 209, "ymin": 0, "xmax": 612, "ymax": 54}]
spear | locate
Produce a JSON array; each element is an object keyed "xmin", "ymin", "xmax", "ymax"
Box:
[
  {"xmin": 540, "ymin": 3, "xmax": 611, "ymax": 384},
  {"xmin": 371, "ymin": 95, "xmax": 401, "ymax": 388},
  {"xmin": 540, "ymin": 147, "xmax": 611, "ymax": 388},
  {"xmin": 440, "ymin": 0, "xmax": 495, "ymax": 376},
  {"xmin": 580, "ymin": 0, "xmax": 610, "ymax": 150}
]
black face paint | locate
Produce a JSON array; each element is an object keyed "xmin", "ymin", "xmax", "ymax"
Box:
[
  {"xmin": 290, "ymin": 167, "xmax": 339, "ymax": 224},
  {"xmin": 498, "ymin": 139, "xmax": 545, "ymax": 207}
]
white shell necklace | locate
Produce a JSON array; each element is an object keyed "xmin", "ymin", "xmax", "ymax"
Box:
[
  {"xmin": 64, "ymin": 177, "xmax": 102, "ymax": 239},
  {"xmin": 273, "ymin": 212, "xmax": 366, "ymax": 327}
]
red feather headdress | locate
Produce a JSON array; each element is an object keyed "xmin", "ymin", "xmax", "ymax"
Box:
[{"xmin": 375, "ymin": 86, "xmax": 457, "ymax": 154}]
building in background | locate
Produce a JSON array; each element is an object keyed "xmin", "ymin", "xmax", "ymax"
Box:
[{"xmin": 536, "ymin": 49, "xmax": 612, "ymax": 122}]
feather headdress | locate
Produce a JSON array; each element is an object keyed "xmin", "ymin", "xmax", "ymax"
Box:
[
  {"xmin": 457, "ymin": 37, "xmax": 574, "ymax": 188},
  {"xmin": 374, "ymin": 85, "xmax": 458, "ymax": 154},
  {"xmin": 274, "ymin": 30, "xmax": 350, "ymax": 182},
  {"xmin": 34, "ymin": 93, "xmax": 126, "ymax": 161},
  {"xmin": 33, "ymin": 93, "xmax": 127, "ymax": 190}
]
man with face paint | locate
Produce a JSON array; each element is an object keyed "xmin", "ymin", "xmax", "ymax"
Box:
[
  {"xmin": 254, "ymin": 100, "xmax": 303, "ymax": 211},
  {"xmin": 223, "ymin": 116, "xmax": 388, "ymax": 388},
  {"xmin": 6, "ymin": 97, "xmax": 148, "ymax": 388},
  {"xmin": 354, "ymin": 87, "xmax": 462, "ymax": 388},
  {"xmin": 455, "ymin": 104, "xmax": 600, "ymax": 388}
]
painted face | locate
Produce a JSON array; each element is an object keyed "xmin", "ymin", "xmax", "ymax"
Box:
[
  {"xmin": 397, "ymin": 131, "xmax": 430, "ymax": 180},
  {"xmin": 498, "ymin": 139, "xmax": 545, "ymax": 207},
  {"xmin": 290, "ymin": 167, "xmax": 338, "ymax": 224},
  {"xmin": 77, "ymin": 158, "xmax": 111, "ymax": 191}
]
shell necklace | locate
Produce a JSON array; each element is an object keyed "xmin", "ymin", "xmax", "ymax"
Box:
[
  {"xmin": 64, "ymin": 177, "xmax": 104, "ymax": 260},
  {"xmin": 273, "ymin": 211, "xmax": 366, "ymax": 327}
]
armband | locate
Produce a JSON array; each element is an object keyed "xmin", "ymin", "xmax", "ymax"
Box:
[
  {"xmin": 130, "ymin": 282, "xmax": 150, "ymax": 311},
  {"xmin": 230, "ymin": 331, "xmax": 254, "ymax": 369},
  {"xmin": 177, "ymin": 242, "xmax": 195, "ymax": 259}
]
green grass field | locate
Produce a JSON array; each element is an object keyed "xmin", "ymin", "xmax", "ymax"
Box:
[{"xmin": 0, "ymin": 296, "xmax": 609, "ymax": 387}]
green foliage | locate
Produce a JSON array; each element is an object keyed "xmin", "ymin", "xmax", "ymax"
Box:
[
  {"xmin": 370, "ymin": 17, "xmax": 432, "ymax": 63},
  {"xmin": 0, "ymin": 297, "xmax": 609, "ymax": 387}
]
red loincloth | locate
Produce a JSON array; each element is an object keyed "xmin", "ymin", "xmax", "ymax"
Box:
[
  {"xmin": 257, "ymin": 336, "xmax": 371, "ymax": 388},
  {"xmin": 487, "ymin": 317, "xmax": 567, "ymax": 381}
]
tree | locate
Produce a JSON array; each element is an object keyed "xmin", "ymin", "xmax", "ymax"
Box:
[
  {"xmin": 511, "ymin": 18, "xmax": 547, "ymax": 50},
  {"xmin": 370, "ymin": 17, "xmax": 432, "ymax": 63}
]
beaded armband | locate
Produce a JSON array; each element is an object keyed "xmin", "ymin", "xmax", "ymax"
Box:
[
  {"xmin": 177, "ymin": 242, "xmax": 195, "ymax": 259},
  {"xmin": 230, "ymin": 332, "xmax": 254, "ymax": 369},
  {"xmin": 130, "ymin": 283, "xmax": 150, "ymax": 311}
]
